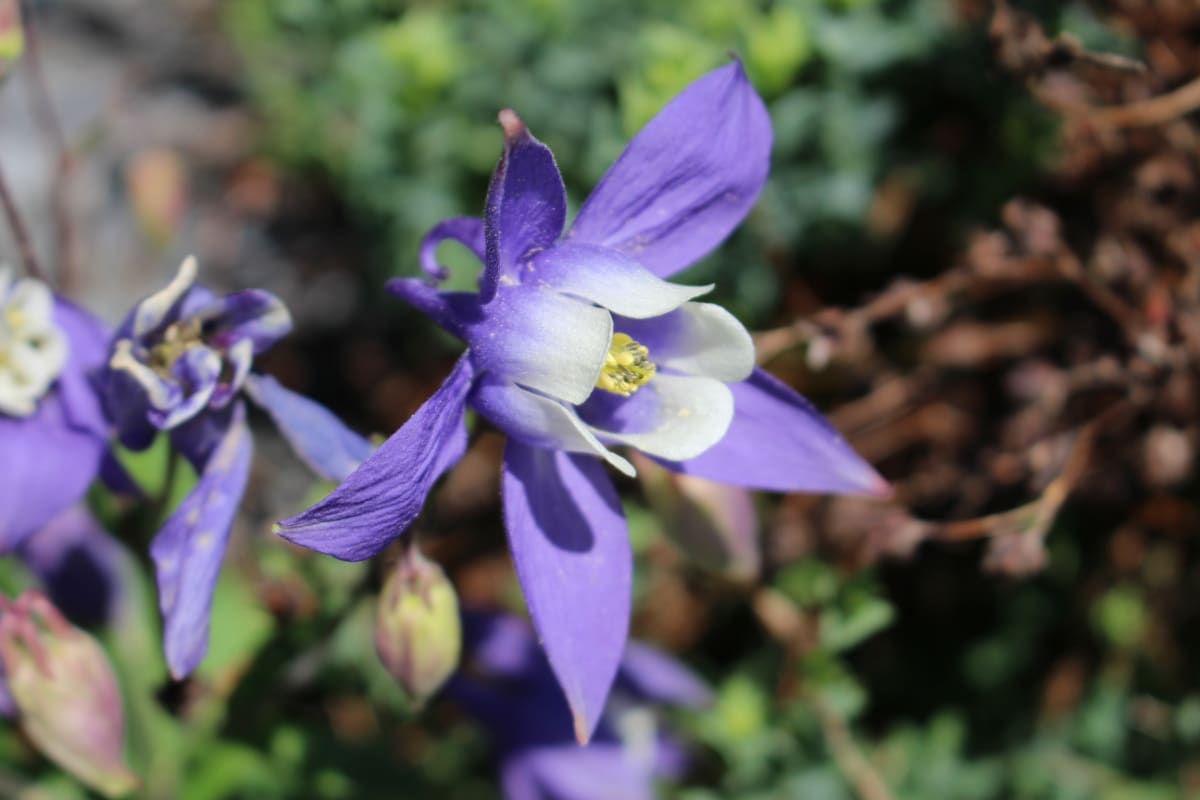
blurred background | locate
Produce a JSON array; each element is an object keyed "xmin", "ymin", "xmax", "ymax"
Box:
[{"xmin": 4, "ymin": 0, "xmax": 1200, "ymax": 797}]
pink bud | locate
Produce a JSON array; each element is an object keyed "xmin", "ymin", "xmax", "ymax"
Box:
[
  {"xmin": 0, "ymin": 592, "xmax": 138, "ymax": 797},
  {"xmin": 375, "ymin": 547, "xmax": 461, "ymax": 706}
]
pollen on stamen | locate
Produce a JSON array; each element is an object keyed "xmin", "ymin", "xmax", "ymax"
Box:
[{"xmin": 595, "ymin": 333, "xmax": 656, "ymax": 397}]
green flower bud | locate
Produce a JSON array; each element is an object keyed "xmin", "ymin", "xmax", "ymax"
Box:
[
  {"xmin": 0, "ymin": 592, "xmax": 138, "ymax": 798},
  {"xmin": 375, "ymin": 547, "xmax": 461, "ymax": 706}
]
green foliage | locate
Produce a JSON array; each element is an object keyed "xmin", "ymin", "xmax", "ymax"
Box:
[{"xmin": 225, "ymin": 0, "xmax": 1053, "ymax": 325}]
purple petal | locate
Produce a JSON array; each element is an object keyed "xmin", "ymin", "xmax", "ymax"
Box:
[
  {"xmin": 276, "ymin": 356, "xmax": 475, "ymax": 561},
  {"xmin": 195, "ymin": 289, "xmax": 292, "ymax": 354},
  {"xmin": 52, "ymin": 298, "xmax": 110, "ymax": 438},
  {"xmin": 19, "ymin": 505, "xmax": 129, "ymax": 628},
  {"xmin": 568, "ymin": 61, "xmax": 772, "ymax": 279},
  {"xmin": 151, "ymin": 403, "xmax": 253, "ymax": 679},
  {"xmin": 0, "ymin": 393, "xmax": 105, "ymax": 554},
  {"xmin": 523, "ymin": 746, "xmax": 655, "ymax": 800},
  {"xmin": 663, "ymin": 368, "xmax": 890, "ymax": 495},
  {"xmin": 618, "ymin": 642, "xmax": 712, "ymax": 710},
  {"xmin": 419, "ymin": 216, "xmax": 486, "ymax": 282},
  {"xmin": 480, "ymin": 111, "xmax": 567, "ymax": 302},
  {"xmin": 502, "ymin": 441, "xmax": 631, "ymax": 744},
  {"xmin": 243, "ymin": 373, "xmax": 372, "ymax": 482}
]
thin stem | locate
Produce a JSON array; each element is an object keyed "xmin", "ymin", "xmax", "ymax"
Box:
[
  {"xmin": 0, "ymin": 160, "xmax": 46, "ymax": 281},
  {"xmin": 19, "ymin": 0, "xmax": 78, "ymax": 293}
]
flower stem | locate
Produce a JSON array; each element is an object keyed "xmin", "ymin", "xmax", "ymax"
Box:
[{"xmin": 0, "ymin": 160, "xmax": 46, "ymax": 282}]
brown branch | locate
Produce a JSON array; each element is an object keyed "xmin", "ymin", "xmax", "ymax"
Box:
[
  {"xmin": 1086, "ymin": 74, "xmax": 1200, "ymax": 129},
  {"xmin": 0, "ymin": 160, "xmax": 45, "ymax": 281},
  {"xmin": 813, "ymin": 695, "xmax": 897, "ymax": 800},
  {"xmin": 19, "ymin": 1, "xmax": 78, "ymax": 293}
]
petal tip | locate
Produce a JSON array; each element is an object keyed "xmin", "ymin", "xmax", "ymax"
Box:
[
  {"xmin": 498, "ymin": 108, "xmax": 526, "ymax": 141},
  {"xmin": 573, "ymin": 711, "xmax": 592, "ymax": 745}
]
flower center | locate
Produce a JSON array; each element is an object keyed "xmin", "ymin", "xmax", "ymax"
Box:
[
  {"xmin": 595, "ymin": 333, "xmax": 656, "ymax": 397},
  {"xmin": 148, "ymin": 318, "xmax": 204, "ymax": 376},
  {"xmin": 0, "ymin": 269, "xmax": 68, "ymax": 418}
]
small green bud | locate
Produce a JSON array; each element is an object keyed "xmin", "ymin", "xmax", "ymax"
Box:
[
  {"xmin": 374, "ymin": 547, "xmax": 461, "ymax": 705},
  {"xmin": 0, "ymin": 592, "xmax": 138, "ymax": 798},
  {"xmin": 0, "ymin": 0, "xmax": 22, "ymax": 82}
]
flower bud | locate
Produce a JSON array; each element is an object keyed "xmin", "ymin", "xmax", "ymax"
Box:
[
  {"xmin": 0, "ymin": 592, "xmax": 137, "ymax": 797},
  {"xmin": 375, "ymin": 547, "xmax": 461, "ymax": 706}
]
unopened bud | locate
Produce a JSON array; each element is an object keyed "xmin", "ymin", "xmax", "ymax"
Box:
[
  {"xmin": 0, "ymin": 592, "xmax": 137, "ymax": 797},
  {"xmin": 375, "ymin": 547, "xmax": 461, "ymax": 705}
]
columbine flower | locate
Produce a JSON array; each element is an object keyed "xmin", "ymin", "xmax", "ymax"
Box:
[
  {"xmin": 0, "ymin": 267, "xmax": 109, "ymax": 554},
  {"xmin": 101, "ymin": 257, "xmax": 371, "ymax": 678},
  {"xmin": 277, "ymin": 61, "xmax": 887, "ymax": 740},
  {"xmin": 450, "ymin": 612, "xmax": 709, "ymax": 800}
]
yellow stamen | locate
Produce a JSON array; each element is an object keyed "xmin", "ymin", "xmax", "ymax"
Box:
[
  {"xmin": 595, "ymin": 333, "xmax": 656, "ymax": 397},
  {"xmin": 149, "ymin": 318, "xmax": 204, "ymax": 374}
]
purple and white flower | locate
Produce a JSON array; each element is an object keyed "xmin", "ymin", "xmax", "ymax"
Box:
[
  {"xmin": 101, "ymin": 257, "xmax": 371, "ymax": 678},
  {"xmin": 0, "ymin": 267, "xmax": 109, "ymax": 554},
  {"xmin": 277, "ymin": 61, "xmax": 888, "ymax": 741}
]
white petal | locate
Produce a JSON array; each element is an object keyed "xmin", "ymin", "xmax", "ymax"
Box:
[
  {"xmin": 470, "ymin": 286, "xmax": 612, "ymax": 406},
  {"xmin": 591, "ymin": 373, "xmax": 733, "ymax": 461},
  {"xmin": 531, "ymin": 243, "xmax": 711, "ymax": 319},
  {"xmin": 134, "ymin": 256, "xmax": 198, "ymax": 337},
  {"xmin": 621, "ymin": 302, "xmax": 754, "ymax": 382},
  {"xmin": 471, "ymin": 377, "xmax": 635, "ymax": 477}
]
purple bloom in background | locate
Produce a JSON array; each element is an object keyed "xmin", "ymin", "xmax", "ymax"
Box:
[
  {"xmin": 278, "ymin": 61, "xmax": 887, "ymax": 740},
  {"xmin": 0, "ymin": 268, "xmax": 109, "ymax": 555},
  {"xmin": 450, "ymin": 612, "xmax": 709, "ymax": 800},
  {"xmin": 101, "ymin": 257, "xmax": 372, "ymax": 678}
]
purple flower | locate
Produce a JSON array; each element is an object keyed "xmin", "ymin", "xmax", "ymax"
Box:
[
  {"xmin": 101, "ymin": 257, "xmax": 372, "ymax": 678},
  {"xmin": 0, "ymin": 268, "xmax": 109, "ymax": 554},
  {"xmin": 277, "ymin": 61, "xmax": 887, "ymax": 740},
  {"xmin": 450, "ymin": 612, "xmax": 709, "ymax": 800}
]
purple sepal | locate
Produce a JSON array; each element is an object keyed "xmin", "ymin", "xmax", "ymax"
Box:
[
  {"xmin": 196, "ymin": 289, "xmax": 293, "ymax": 354},
  {"xmin": 276, "ymin": 356, "xmax": 475, "ymax": 561},
  {"xmin": 171, "ymin": 402, "xmax": 237, "ymax": 473},
  {"xmin": 385, "ymin": 279, "xmax": 482, "ymax": 338},
  {"xmin": 0, "ymin": 301, "xmax": 109, "ymax": 553},
  {"xmin": 99, "ymin": 451, "xmax": 145, "ymax": 499},
  {"xmin": 617, "ymin": 642, "xmax": 712, "ymax": 711},
  {"xmin": 419, "ymin": 216, "xmax": 486, "ymax": 282},
  {"xmin": 243, "ymin": 373, "xmax": 373, "ymax": 482},
  {"xmin": 19, "ymin": 505, "xmax": 129, "ymax": 628},
  {"xmin": 503, "ymin": 746, "xmax": 656, "ymax": 800},
  {"xmin": 502, "ymin": 442, "xmax": 631, "ymax": 744},
  {"xmin": 662, "ymin": 368, "xmax": 890, "ymax": 496},
  {"xmin": 151, "ymin": 402, "xmax": 253, "ymax": 679},
  {"xmin": 480, "ymin": 111, "xmax": 567, "ymax": 303},
  {"xmin": 568, "ymin": 60, "xmax": 772, "ymax": 280}
]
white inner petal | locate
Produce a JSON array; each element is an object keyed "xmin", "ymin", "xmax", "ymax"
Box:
[
  {"xmin": 472, "ymin": 378, "xmax": 635, "ymax": 477},
  {"xmin": 0, "ymin": 268, "xmax": 69, "ymax": 418},
  {"xmin": 133, "ymin": 255, "xmax": 198, "ymax": 338},
  {"xmin": 532, "ymin": 243, "xmax": 712, "ymax": 319},
  {"xmin": 591, "ymin": 373, "xmax": 733, "ymax": 462},
  {"xmin": 625, "ymin": 302, "xmax": 754, "ymax": 383},
  {"xmin": 472, "ymin": 287, "xmax": 613, "ymax": 406}
]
